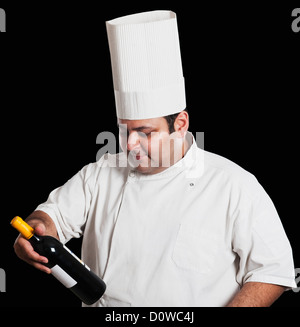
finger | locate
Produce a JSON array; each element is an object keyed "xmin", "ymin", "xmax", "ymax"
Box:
[
  {"xmin": 14, "ymin": 235, "xmax": 48, "ymax": 264},
  {"xmin": 34, "ymin": 223, "xmax": 46, "ymax": 236},
  {"xmin": 30, "ymin": 261, "xmax": 52, "ymax": 274},
  {"xmin": 17, "ymin": 248, "xmax": 50, "ymax": 273},
  {"xmin": 26, "ymin": 248, "xmax": 49, "ymax": 264},
  {"xmin": 21, "ymin": 242, "xmax": 48, "ymax": 264}
]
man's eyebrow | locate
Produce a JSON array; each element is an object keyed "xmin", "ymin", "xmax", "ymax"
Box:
[
  {"xmin": 132, "ymin": 126, "xmax": 154, "ymax": 131},
  {"xmin": 118, "ymin": 124, "xmax": 154, "ymax": 131}
]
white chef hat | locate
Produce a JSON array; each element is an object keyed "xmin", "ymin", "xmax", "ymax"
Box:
[{"xmin": 106, "ymin": 10, "xmax": 186, "ymax": 120}]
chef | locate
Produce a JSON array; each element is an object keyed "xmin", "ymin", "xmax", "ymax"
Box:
[{"xmin": 14, "ymin": 10, "xmax": 296, "ymax": 307}]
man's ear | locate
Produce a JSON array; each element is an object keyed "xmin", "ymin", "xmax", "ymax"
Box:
[{"xmin": 174, "ymin": 110, "xmax": 189, "ymax": 137}]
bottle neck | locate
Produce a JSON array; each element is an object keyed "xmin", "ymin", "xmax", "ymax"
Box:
[{"xmin": 30, "ymin": 234, "xmax": 41, "ymax": 243}]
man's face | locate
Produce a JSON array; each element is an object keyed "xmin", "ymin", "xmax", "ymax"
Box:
[{"xmin": 118, "ymin": 117, "xmax": 178, "ymax": 175}]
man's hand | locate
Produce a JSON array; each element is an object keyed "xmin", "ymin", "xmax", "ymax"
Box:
[
  {"xmin": 13, "ymin": 211, "xmax": 59, "ymax": 274},
  {"xmin": 226, "ymin": 282, "xmax": 285, "ymax": 307}
]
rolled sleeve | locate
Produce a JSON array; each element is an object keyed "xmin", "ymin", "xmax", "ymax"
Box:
[{"xmin": 233, "ymin": 181, "xmax": 297, "ymax": 290}]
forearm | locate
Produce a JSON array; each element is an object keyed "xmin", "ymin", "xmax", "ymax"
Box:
[
  {"xmin": 26, "ymin": 210, "xmax": 59, "ymax": 239},
  {"xmin": 227, "ymin": 282, "xmax": 285, "ymax": 307}
]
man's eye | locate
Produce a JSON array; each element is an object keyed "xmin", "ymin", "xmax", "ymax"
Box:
[{"xmin": 137, "ymin": 131, "xmax": 150, "ymax": 138}]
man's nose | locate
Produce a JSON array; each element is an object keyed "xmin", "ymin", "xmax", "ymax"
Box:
[{"xmin": 127, "ymin": 131, "xmax": 140, "ymax": 151}]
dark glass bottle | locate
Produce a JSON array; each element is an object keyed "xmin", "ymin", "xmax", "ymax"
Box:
[{"xmin": 11, "ymin": 216, "xmax": 106, "ymax": 305}]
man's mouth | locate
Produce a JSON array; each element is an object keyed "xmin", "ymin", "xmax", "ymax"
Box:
[
  {"xmin": 129, "ymin": 151, "xmax": 147, "ymax": 161},
  {"xmin": 135, "ymin": 153, "xmax": 147, "ymax": 161}
]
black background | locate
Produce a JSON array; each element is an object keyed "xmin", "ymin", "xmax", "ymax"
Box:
[{"xmin": 0, "ymin": 0, "xmax": 299, "ymax": 310}]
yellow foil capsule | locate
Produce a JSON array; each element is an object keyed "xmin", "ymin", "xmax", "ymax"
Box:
[{"xmin": 11, "ymin": 216, "xmax": 34, "ymax": 239}]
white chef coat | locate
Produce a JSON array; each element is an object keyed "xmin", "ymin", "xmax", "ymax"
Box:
[{"xmin": 36, "ymin": 133, "xmax": 296, "ymax": 307}]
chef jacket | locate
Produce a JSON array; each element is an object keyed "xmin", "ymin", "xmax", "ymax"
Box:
[{"xmin": 36, "ymin": 132, "xmax": 296, "ymax": 307}]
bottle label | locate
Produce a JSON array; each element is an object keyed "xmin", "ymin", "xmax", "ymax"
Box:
[{"xmin": 51, "ymin": 265, "xmax": 77, "ymax": 288}]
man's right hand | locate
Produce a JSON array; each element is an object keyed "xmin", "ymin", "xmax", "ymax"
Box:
[
  {"xmin": 13, "ymin": 222, "xmax": 51, "ymax": 274},
  {"xmin": 13, "ymin": 211, "xmax": 59, "ymax": 274}
]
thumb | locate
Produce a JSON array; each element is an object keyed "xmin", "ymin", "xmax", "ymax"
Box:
[{"xmin": 34, "ymin": 223, "xmax": 46, "ymax": 236}]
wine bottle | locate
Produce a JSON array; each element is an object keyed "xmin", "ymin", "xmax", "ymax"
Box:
[{"xmin": 11, "ymin": 216, "xmax": 106, "ymax": 305}]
